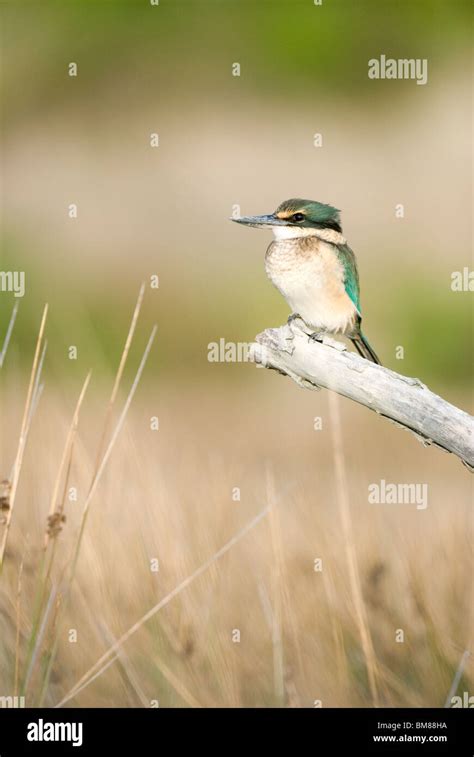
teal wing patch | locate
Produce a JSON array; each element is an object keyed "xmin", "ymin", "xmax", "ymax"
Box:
[{"xmin": 336, "ymin": 243, "xmax": 361, "ymax": 316}]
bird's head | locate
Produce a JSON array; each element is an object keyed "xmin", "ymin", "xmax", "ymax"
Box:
[{"xmin": 231, "ymin": 198, "xmax": 342, "ymax": 239}]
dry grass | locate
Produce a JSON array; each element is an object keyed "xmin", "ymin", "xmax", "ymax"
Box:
[{"xmin": 0, "ymin": 304, "xmax": 472, "ymax": 708}]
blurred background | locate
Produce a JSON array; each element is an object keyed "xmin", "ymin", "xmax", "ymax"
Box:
[{"xmin": 0, "ymin": 0, "xmax": 472, "ymax": 708}]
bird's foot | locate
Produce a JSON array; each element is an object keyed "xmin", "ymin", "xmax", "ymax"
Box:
[
  {"xmin": 308, "ymin": 331, "xmax": 326, "ymax": 343},
  {"xmin": 287, "ymin": 313, "xmax": 302, "ymax": 325}
]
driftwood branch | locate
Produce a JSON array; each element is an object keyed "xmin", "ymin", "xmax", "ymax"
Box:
[{"xmin": 250, "ymin": 321, "xmax": 473, "ymax": 470}]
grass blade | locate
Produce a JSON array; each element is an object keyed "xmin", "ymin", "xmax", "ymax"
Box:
[{"xmin": 0, "ymin": 304, "xmax": 48, "ymax": 571}]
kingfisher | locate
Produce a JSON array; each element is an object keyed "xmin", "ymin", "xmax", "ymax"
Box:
[{"xmin": 232, "ymin": 198, "xmax": 381, "ymax": 364}]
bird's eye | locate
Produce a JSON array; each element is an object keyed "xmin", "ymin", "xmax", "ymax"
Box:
[{"xmin": 292, "ymin": 213, "xmax": 305, "ymax": 222}]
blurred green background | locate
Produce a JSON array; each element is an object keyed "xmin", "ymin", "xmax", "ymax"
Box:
[{"xmin": 0, "ymin": 0, "xmax": 472, "ymax": 390}]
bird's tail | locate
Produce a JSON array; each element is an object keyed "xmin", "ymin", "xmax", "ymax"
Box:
[{"xmin": 350, "ymin": 332, "xmax": 382, "ymax": 365}]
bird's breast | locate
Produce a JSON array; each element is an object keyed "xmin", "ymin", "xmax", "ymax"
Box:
[{"xmin": 264, "ymin": 238, "xmax": 357, "ymax": 333}]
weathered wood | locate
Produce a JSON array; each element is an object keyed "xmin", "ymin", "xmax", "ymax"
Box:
[{"xmin": 250, "ymin": 320, "xmax": 473, "ymax": 470}]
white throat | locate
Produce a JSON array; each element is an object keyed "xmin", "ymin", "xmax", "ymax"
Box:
[
  {"xmin": 271, "ymin": 226, "xmax": 346, "ymax": 245},
  {"xmin": 271, "ymin": 226, "xmax": 318, "ymax": 240}
]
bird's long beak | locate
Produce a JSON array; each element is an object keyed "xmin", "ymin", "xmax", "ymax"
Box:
[{"xmin": 231, "ymin": 214, "xmax": 286, "ymax": 229}]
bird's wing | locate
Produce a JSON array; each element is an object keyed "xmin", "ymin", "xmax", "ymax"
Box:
[{"xmin": 335, "ymin": 243, "xmax": 361, "ymax": 316}]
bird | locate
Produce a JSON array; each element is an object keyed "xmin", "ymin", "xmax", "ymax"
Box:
[{"xmin": 231, "ymin": 198, "xmax": 381, "ymax": 364}]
